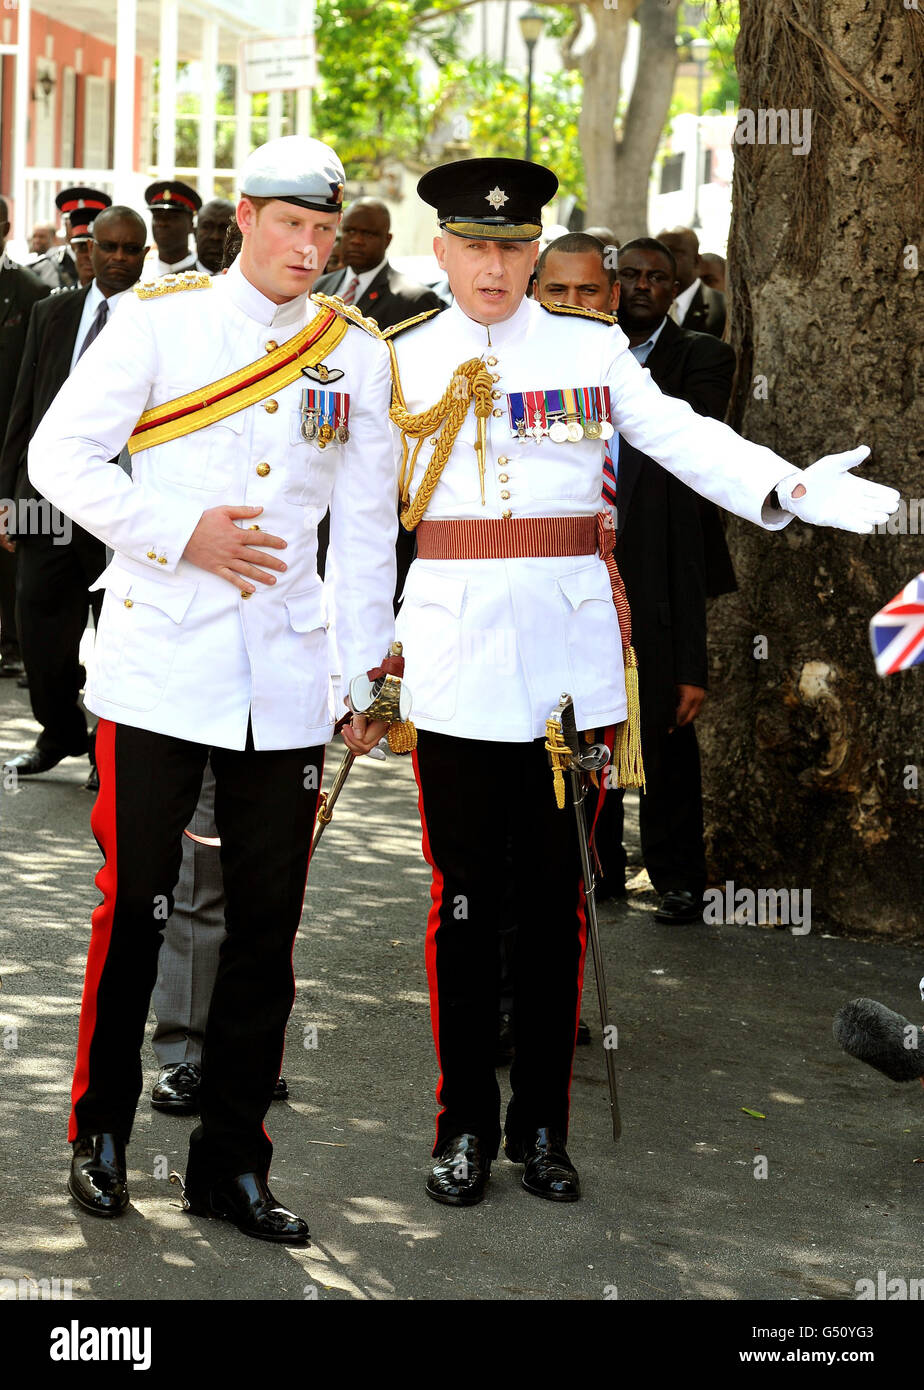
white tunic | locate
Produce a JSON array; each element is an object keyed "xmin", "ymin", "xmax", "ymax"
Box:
[
  {"xmin": 28, "ymin": 262, "xmax": 398, "ymax": 750},
  {"xmin": 392, "ymin": 296, "xmax": 795, "ymax": 742}
]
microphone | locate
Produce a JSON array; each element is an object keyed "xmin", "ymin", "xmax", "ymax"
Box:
[{"xmin": 833, "ymin": 998, "xmax": 924, "ymax": 1083}]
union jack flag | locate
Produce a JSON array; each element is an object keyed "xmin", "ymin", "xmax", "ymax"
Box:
[{"xmin": 869, "ymin": 572, "xmax": 924, "ymax": 676}]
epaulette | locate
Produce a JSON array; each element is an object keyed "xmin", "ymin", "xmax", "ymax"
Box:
[
  {"xmin": 134, "ymin": 270, "xmax": 212, "ymax": 301},
  {"xmin": 310, "ymin": 292, "xmax": 383, "ymax": 339},
  {"xmin": 538, "ymin": 299, "xmax": 616, "ymax": 326},
  {"xmin": 383, "ymin": 306, "xmax": 444, "ymax": 340}
]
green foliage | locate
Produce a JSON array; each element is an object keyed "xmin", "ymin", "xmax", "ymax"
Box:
[
  {"xmin": 697, "ymin": 0, "xmax": 740, "ymax": 112},
  {"xmin": 427, "ymin": 59, "xmax": 585, "ymax": 202}
]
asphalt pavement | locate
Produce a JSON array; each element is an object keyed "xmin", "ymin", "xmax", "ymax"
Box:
[{"xmin": 2, "ymin": 674, "xmax": 923, "ymax": 1305}]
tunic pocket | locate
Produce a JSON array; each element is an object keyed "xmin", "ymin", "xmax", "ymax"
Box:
[
  {"xmin": 557, "ymin": 562, "xmax": 622, "ymax": 715},
  {"xmin": 396, "ymin": 566, "xmax": 467, "ymax": 722},
  {"xmin": 89, "ymin": 565, "xmax": 198, "ymax": 711}
]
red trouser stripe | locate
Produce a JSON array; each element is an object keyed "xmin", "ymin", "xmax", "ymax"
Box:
[
  {"xmin": 69, "ymin": 718, "xmax": 118, "ymax": 1142},
  {"xmin": 412, "ymin": 748, "xmax": 446, "ymax": 1151}
]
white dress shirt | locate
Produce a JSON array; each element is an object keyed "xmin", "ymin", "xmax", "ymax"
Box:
[
  {"xmin": 334, "ymin": 258, "xmax": 387, "ymax": 304},
  {"xmin": 673, "ymin": 276, "xmax": 702, "ymax": 325},
  {"xmin": 69, "ymin": 282, "xmax": 129, "ymax": 372}
]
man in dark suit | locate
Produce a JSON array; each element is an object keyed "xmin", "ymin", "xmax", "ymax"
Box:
[
  {"xmin": 313, "ymin": 197, "xmax": 444, "ymax": 329},
  {"xmin": 657, "ymin": 226, "xmax": 726, "ymax": 339},
  {"xmin": 589, "ymin": 236, "xmax": 738, "ymax": 921},
  {"xmin": 0, "ymin": 207, "xmax": 149, "ymax": 781},
  {"xmin": 0, "ymin": 197, "xmax": 51, "ymax": 679}
]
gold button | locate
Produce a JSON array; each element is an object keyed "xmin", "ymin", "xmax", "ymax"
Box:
[
  {"xmin": 492, "ymin": 374, "xmax": 500, "ymax": 384},
  {"xmin": 247, "ymin": 524, "xmax": 261, "ymax": 530},
  {"xmin": 430, "ymin": 437, "xmax": 438, "ymax": 445},
  {"xmin": 501, "ymin": 509, "xmax": 512, "ymax": 520},
  {"xmin": 498, "ymin": 474, "xmax": 509, "ymax": 483},
  {"xmin": 256, "ymin": 462, "xmax": 271, "ymax": 477},
  {"xmin": 241, "ymin": 589, "xmax": 252, "ymax": 599},
  {"xmin": 264, "ymin": 340, "xmax": 277, "ymax": 352},
  {"xmin": 487, "ymin": 355, "xmax": 498, "ymax": 366},
  {"xmin": 500, "ymin": 490, "xmax": 510, "ymax": 500},
  {"xmin": 123, "ymin": 598, "xmax": 133, "ymax": 608},
  {"xmin": 156, "ymin": 555, "xmax": 167, "ymax": 564},
  {"xmin": 497, "ymin": 456, "xmax": 509, "ymax": 465},
  {"xmin": 491, "ymin": 390, "xmax": 501, "ymax": 400},
  {"xmin": 492, "ymin": 408, "xmax": 502, "ymax": 418},
  {"xmin": 146, "ymin": 550, "xmax": 156, "ymax": 559},
  {"xmin": 264, "ymin": 399, "xmax": 279, "ymax": 413}
]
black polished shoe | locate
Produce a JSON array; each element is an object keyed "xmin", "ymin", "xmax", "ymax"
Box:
[
  {"xmin": 504, "ymin": 1127, "xmax": 581, "ymax": 1202},
  {"xmin": 3, "ymin": 746, "xmax": 66, "ymax": 776},
  {"xmin": 151, "ymin": 1061, "xmax": 201, "ymax": 1114},
  {"xmin": 68, "ymin": 1133, "xmax": 129, "ymax": 1216},
  {"xmin": 576, "ymin": 1016, "xmax": 591, "ymax": 1046},
  {"xmin": 426, "ymin": 1133, "xmax": 491, "ymax": 1207},
  {"xmin": 273, "ymin": 1075, "xmax": 289, "ymax": 1101},
  {"xmin": 0, "ymin": 656, "xmax": 23, "ymax": 679},
  {"xmin": 654, "ymin": 889, "xmax": 704, "ymax": 924},
  {"xmin": 181, "ymin": 1171, "xmax": 309, "ymax": 1244},
  {"xmin": 495, "ymin": 1012, "xmax": 515, "ymax": 1067}
]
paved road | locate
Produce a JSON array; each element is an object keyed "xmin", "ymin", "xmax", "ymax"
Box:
[{"xmin": 2, "ymin": 677, "xmax": 923, "ymax": 1304}]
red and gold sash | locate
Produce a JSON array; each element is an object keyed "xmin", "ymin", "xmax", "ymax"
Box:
[{"xmin": 127, "ymin": 306, "xmax": 348, "ymax": 455}]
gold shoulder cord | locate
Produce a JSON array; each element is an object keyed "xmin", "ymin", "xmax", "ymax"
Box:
[{"xmin": 386, "ymin": 344, "xmax": 495, "ymax": 530}]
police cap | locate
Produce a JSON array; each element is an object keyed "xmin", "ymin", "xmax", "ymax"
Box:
[{"xmin": 145, "ymin": 181, "xmax": 202, "ymax": 215}]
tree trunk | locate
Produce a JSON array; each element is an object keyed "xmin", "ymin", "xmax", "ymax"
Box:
[
  {"xmin": 699, "ymin": 0, "xmax": 924, "ymax": 938},
  {"xmin": 564, "ymin": 0, "xmax": 679, "ymax": 240}
]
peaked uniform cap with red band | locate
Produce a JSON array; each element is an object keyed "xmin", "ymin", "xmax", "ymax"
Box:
[
  {"xmin": 68, "ymin": 206, "xmax": 99, "ymax": 244},
  {"xmin": 144, "ymin": 180, "xmax": 202, "ymax": 215},
  {"xmin": 55, "ymin": 186, "xmax": 112, "ymax": 220},
  {"xmin": 240, "ymin": 136, "xmax": 345, "ymax": 213},
  {"xmin": 418, "ymin": 157, "xmax": 558, "ymax": 242}
]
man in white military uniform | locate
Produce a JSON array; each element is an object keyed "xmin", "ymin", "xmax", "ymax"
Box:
[
  {"xmin": 29, "ymin": 137, "xmax": 398, "ymax": 1243},
  {"xmin": 387, "ymin": 158, "xmax": 898, "ymax": 1207}
]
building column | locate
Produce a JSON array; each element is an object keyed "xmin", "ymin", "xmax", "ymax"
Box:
[
  {"xmin": 268, "ymin": 89, "xmax": 282, "ymax": 141},
  {"xmin": 158, "ymin": 0, "xmax": 177, "ymax": 174},
  {"xmin": 199, "ymin": 18, "xmax": 218, "ymax": 200},
  {"xmin": 113, "ymin": 0, "xmax": 137, "ymax": 203},
  {"xmin": 234, "ymin": 59, "xmax": 250, "ymax": 188},
  {"xmin": 12, "ymin": 0, "xmax": 31, "ymax": 236}
]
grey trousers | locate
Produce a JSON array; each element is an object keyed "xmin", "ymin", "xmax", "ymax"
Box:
[{"xmin": 151, "ymin": 759, "xmax": 225, "ymax": 1067}]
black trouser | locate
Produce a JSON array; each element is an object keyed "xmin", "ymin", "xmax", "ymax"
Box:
[
  {"xmin": 596, "ymin": 718, "xmax": 706, "ymax": 897},
  {"xmin": 0, "ymin": 545, "xmax": 19, "ymax": 660},
  {"xmin": 413, "ymin": 730, "xmax": 592, "ymax": 1157},
  {"xmin": 15, "ymin": 531, "xmax": 104, "ymax": 757},
  {"xmin": 70, "ymin": 719, "xmax": 323, "ymax": 1184}
]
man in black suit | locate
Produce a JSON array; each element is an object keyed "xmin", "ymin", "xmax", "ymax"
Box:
[
  {"xmin": 657, "ymin": 226, "xmax": 726, "ymax": 339},
  {"xmin": 0, "ymin": 207, "xmax": 149, "ymax": 781},
  {"xmin": 0, "ymin": 197, "xmax": 50, "ymax": 679},
  {"xmin": 590, "ymin": 236, "xmax": 737, "ymax": 922},
  {"xmin": 313, "ymin": 197, "xmax": 444, "ymax": 329}
]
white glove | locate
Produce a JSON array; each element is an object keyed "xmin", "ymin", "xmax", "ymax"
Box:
[{"xmin": 775, "ymin": 447, "xmax": 900, "ymax": 534}]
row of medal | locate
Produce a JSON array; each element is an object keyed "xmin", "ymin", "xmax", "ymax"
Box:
[
  {"xmin": 300, "ymin": 388, "xmax": 350, "ymax": 446},
  {"xmin": 506, "ymin": 386, "xmax": 615, "ymax": 444}
]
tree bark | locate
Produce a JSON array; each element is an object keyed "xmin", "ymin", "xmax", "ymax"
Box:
[{"xmin": 699, "ymin": 0, "xmax": 924, "ymax": 938}]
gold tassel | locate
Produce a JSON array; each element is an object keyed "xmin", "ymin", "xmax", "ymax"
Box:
[
  {"xmin": 613, "ymin": 645, "xmax": 645, "ymax": 790},
  {"xmin": 387, "ymin": 719, "xmax": 417, "ymax": 754}
]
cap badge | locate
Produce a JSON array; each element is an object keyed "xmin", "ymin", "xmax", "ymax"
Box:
[
  {"xmin": 485, "ymin": 186, "xmax": 509, "ymax": 211},
  {"xmin": 163, "ymin": 190, "xmax": 172, "ymax": 201}
]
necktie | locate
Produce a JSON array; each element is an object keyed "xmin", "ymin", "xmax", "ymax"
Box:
[
  {"xmin": 340, "ymin": 274, "xmax": 360, "ymax": 305},
  {"xmin": 602, "ymin": 439, "xmax": 619, "ymax": 510},
  {"xmin": 78, "ymin": 298, "xmax": 109, "ymax": 360}
]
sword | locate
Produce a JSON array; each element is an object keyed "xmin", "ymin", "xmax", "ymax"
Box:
[
  {"xmin": 312, "ymin": 642, "xmax": 416, "ymax": 855},
  {"xmin": 546, "ymin": 693, "xmax": 621, "ymax": 1142}
]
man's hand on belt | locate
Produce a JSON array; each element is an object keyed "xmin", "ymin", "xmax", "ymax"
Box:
[{"xmin": 182, "ymin": 505, "xmax": 288, "ymax": 593}]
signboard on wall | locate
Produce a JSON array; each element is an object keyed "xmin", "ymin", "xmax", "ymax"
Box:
[{"xmin": 241, "ymin": 36, "xmax": 317, "ymax": 93}]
